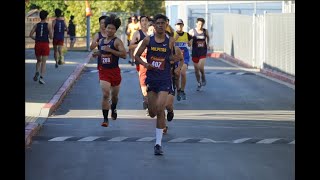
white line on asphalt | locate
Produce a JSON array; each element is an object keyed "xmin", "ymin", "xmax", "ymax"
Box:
[
  {"xmin": 136, "ymin": 137, "xmax": 155, "ymax": 142},
  {"xmin": 223, "ymin": 72, "xmax": 233, "ymax": 75},
  {"xmin": 217, "ymin": 58, "xmax": 295, "ymax": 90},
  {"xmin": 256, "ymin": 138, "xmax": 281, "ymax": 144},
  {"xmin": 48, "ymin": 136, "xmax": 73, "ymax": 141},
  {"xmin": 199, "ymin": 138, "xmax": 217, "ymax": 143},
  {"xmin": 236, "ymin": 72, "xmax": 246, "ymax": 75},
  {"xmin": 78, "ymin": 136, "xmax": 101, "ymax": 141},
  {"xmin": 233, "ymin": 138, "xmax": 252, "ymax": 143},
  {"xmin": 108, "ymin": 137, "xmax": 129, "ymax": 142},
  {"xmin": 168, "ymin": 138, "xmax": 191, "ymax": 143},
  {"xmin": 289, "ymin": 140, "xmax": 295, "ymax": 144}
]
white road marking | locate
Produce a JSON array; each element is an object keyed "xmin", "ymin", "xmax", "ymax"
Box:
[
  {"xmin": 108, "ymin": 137, "xmax": 129, "ymax": 142},
  {"xmin": 199, "ymin": 138, "xmax": 217, "ymax": 143},
  {"xmin": 78, "ymin": 136, "xmax": 101, "ymax": 141},
  {"xmin": 136, "ymin": 137, "xmax": 155, "ymax": 142},
  {"xmin": 48, "ymin": 136, "xmax": 73, "ymax": 141},
  {"xmin": 168, "ymin": 138, "xmax": 191, "ymax": 143},
  {"xmin": 256, "ymin": 138, "xmax": 281, "ymax": 144},
  {"xmin": 289, "ymin": 140, "xmax": 295, "ymax": 144},
  {"xmin": 233, "ymin": 138, "xmax": 252, "ymax": 143}
]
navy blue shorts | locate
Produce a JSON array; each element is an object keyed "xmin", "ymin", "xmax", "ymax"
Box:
[{"xmin": 146, "ymin": 79, "xmax": 174, "ymax": 95}]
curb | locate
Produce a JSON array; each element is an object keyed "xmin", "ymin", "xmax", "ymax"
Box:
[
  {"xmin": 207, "ymin": 52, "xmax": 295, "ymax": 86},
  {"xmin": 25, "ymin": 52, "xmax": 93, "ymax": 147}
]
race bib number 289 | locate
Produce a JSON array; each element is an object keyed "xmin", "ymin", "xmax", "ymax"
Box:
[{"xmin": 102, "ymin": 57, "xmax": 111, "ymax": 64}]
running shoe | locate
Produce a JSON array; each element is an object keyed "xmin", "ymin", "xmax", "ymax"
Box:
[
  {"xmin": 101, "ymin": 119, "xmax": 109, "ymax": 127},
  {"xmin": 39, "ymin": 77, "xmax": 45, "ymax": 84},
  {"xmin": 196, "ymin": 82, "xmax": 202, "ymax": 91},
  {"xmin": 202, "ymin": 79, "xmax": 206, "ymax": 86},
  {"xmin": 58, "ymin": 56, "xmax": 63, "ymax": 65},
  {"xmin": 154, "ymin": 144, "xmax": 163, "ymax": 155},
  {"xmin": 181, "ymin": 91, "xmax": 186, "ymax": 100},
  {"xmin": 167, "ymin": 111, "xmax": 174, "ymax": 121},
  {"xmin": 111, "ymin": 109, "xmax": 117, "ymax": 120},
  {"xmin": 176, "ymin": 90, "xmax": 181, "ymax": 101},
  {"xmin": 33, "ymin": 72, "xmax": 39, "ymax": 81}
]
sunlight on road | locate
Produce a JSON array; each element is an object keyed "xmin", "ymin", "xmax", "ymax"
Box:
[
  {"xmin": 51, "ymin": 109, "xmax": 295, "ymax": 122},
  {"xmin": 25, "ymin": 59, "xmax": 78, "ymax": 64}
]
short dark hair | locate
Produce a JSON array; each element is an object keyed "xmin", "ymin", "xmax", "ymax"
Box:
[
  {"xmin": 39, "ymin": 10, "xmax": 48, "ymax": 20},
  {"xmin": 70, "ymin": 15, "xmax": 74, "ymax": 20},
  {"xmin": 197, "ymin": 18, "xmax": 205, "ymax": 24},
  {"xmin": 139, "ymin": 15, "xmax": 148, "ymax": 21},
  {"xmin": 99, "ymin": 15, "xmax": 107, "ymax": 22},
  {"xmin": 54, "ymin": 8, "xmax": 62, "ymax": 17},
  {"xmin": 132, "ymin": 15, "xmax": 138, "ymax": 20},
  {"xmin": 154, "ymin": 14, "xmax": 168, "ymax": 22},
  {"xmin": 104, "ymin": 14, "xmax": 121, "ymax": 30}
]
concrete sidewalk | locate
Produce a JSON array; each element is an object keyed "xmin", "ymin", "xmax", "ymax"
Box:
[{"xmin": 25, "ymin": 48, "xmax": 92, "ymax": 146}]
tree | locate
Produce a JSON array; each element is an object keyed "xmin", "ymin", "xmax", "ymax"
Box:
[{"xmin": 25, "ymin": 0, "xmax": 166, "ymax": 37}]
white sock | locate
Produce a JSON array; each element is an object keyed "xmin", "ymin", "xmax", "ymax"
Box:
[{"xmin": 155, "ymin": 128, "xmax": 163, "ymax": 146}]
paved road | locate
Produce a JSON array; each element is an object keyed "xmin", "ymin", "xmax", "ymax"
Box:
[{"xmin": 25, "ymin": 56, "xmax": 295, "ymax": 180}]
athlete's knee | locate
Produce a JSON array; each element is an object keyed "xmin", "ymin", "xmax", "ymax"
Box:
[
  {"xmin": 149, "ymin": 109, "xmax": 156, "ymax": 118},
  {"xmin": 102, "ymin": 94, "xmax": 109, "ymax": 101}
]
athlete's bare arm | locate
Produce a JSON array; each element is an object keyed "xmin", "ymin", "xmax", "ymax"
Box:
[
  {"xmin": 92, "ymin": 38, "xmax": 102, "ymax": 57},
  {"xmin": 48, "ymin": 24, "xmax": 53, "ymax": 39},
  {"xmin": 206, "ymin": 29, "xmax": 210, "ymax": 50},
  {"xmin": 168, "ymin": 37, "xmax": 176, "ymax": 64},
  {"xmin": 133, "ymin": 40, "xmax": 143, "ymax": 57},
  {"xmin": 29, "ymin": 24, "xmax": 37, "ymax": 40},
  {"xmin": 188, "ymin": 29, "xmax": 194, "ymax": 37},
  {"xmin": 174, "ymin": 47, "xmax": 184, "ymax": 65},
  {"xmin": 129, "ymin": 30, "xmax": 140, "ymax": 50},
  {"xmin": 135, "ymin": 36, "xmax": 154, "ymax": 70},
  {"xmin": 64, "ymin": 20, "xmax": 68, "ymax": 31},
  {"xmin": 51, "ymin": 20, "xmax": 56, "ymax": 34},
  {"xmin": 188, "ymin": 29, "xmax": 194, "ymax": 45},
  {"xmin": 173, "ymin": 46, "xmax": 184, "ymax": 75},
  {"xmin": 90, "ymin": 33, "xmax": 100, "ymax": 51}
]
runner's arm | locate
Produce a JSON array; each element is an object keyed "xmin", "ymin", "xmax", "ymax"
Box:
[
  {"xmin": 134, "ymin": 37, "xmax": 153, "ymax": 69},
  {"xmin": 48, "ymin": 24, "xmax": 53, "ymax": 39},
  {"xmin": 129, "ymin": 30, "xmax": 140, "ymax": 50},
  {"xmin": 29, "ymin": 24, "xmax": 37, "ymax": 40},
  {"xmin": 174, "ymin": 47, "xmax": 184, "ymax": 67},
  {"xmin": 206, "ymin": 29, "xmax": 210, "ymax": 49},
  {"xmin": 112, "ymin": 38, "xmax": 127, "ymax": 59},
  {"xmin": 89, "ymin": 33, "xmax": 99, "ymax": 51}
]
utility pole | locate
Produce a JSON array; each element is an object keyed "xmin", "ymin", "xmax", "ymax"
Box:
[{"xmin": 85, "ymin": 0, "xmax": 92, "ymax": 51}]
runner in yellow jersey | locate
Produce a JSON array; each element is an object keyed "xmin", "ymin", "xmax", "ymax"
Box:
[
  {"xmin": 126, "ymin": 15, "xmax": 140, "ymax": 65},
  {"xmin": 173, "ymin": 19, "xmax": 192, "ymax": 101}
]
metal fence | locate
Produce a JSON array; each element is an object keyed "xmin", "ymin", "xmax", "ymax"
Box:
[
  {"xmin": 224, "ymin": 13, "xmax": 253, "ymax": 66},
  {"xmin": 264, "ymin": 13, "xmax": 295, "ymax": 76},
  {"xmin": 221, "ymin": 12, "xmax": 295, "ymax": 76}
]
